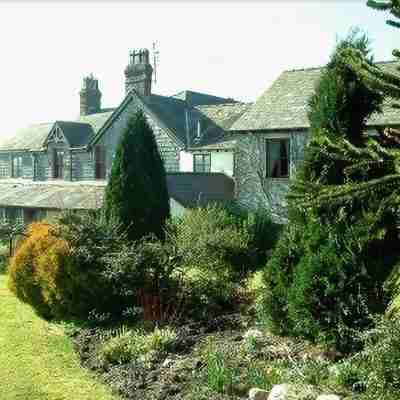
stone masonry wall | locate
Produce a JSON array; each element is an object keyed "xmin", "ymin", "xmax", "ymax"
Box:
[
  {"xmin": 234, "ymin": 130, "xmax": 308, "ymax": 221},
  {"xmin": 97, "ymin": 96, "xmax": 180, "ymax": 178}
]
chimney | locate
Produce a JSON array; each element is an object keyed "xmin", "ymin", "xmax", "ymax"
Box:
[
  {"xmin": 79, "ymin": 74, "xmax": 102, "ymax": 116},
  {"xmin": 124, "ymin": 49, "xmax": 153, "ymax": 96}
]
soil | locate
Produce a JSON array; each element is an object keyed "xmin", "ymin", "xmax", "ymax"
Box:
[{"xmin": 71, "ymin": 313, "xmax": 340, "ymax": 400}]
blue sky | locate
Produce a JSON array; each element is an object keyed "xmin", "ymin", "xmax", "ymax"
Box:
[{"xmin": 0, "ymin": 1, "xmax": 397, "ymax": 138}]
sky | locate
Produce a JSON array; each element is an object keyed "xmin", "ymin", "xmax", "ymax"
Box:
[{"xmin": 0, "ymin": 1, "xmax": 397, "ymax": 139}]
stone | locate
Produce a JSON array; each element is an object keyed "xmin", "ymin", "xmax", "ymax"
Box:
[
  {"xmin": 248, "ymin": 387, "xmax": 269, "ymax": 400},
  {"xmin": 267, "ymin": 384, "xmax": 288, "ymax": 400},
  {"xmin": 162, "ymin": 357, "xmax": 174, "ymax": 368},
  {"xmin": 244, "ymin": 329, "xmax": 263, "ymax": 340},
  {"xmin": 316, "ymin": 396, "xmax": 342, "ymax": 400}
]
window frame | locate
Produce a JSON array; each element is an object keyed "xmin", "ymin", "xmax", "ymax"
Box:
[
  {"xmin": 265, "ymin": 138, "xmax": 290, "ymax": 179},
  {"xmin": 94, "ymin": 145, "xmax": 106, "ymax": 180},
  {"xmin": 12, "ymin": 155, "xmax": 23, "ymax": 178},
  {"xmin": 53, "ymin": 149, "xmax": 64, "ymax": 179},
  {"xmin": 193, "ymin": 153, "xmax": 211, "ymax": 173}
]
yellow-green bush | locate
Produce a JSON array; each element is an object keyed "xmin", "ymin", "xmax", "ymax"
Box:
[{"xmin": 8, "ymin": 222, "xmax": 70, "ymax": 318}]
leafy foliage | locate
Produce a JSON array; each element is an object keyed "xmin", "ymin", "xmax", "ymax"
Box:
[
  {"xmin": 104, "ymin": 109, "xmax": 170, "ymax": 242},
  {"xmin": 8, "ymin": 212, "xmax": 142, "ymax": 320},
  {"xmin": 98, "ymin": 326, "xmax": 177, "ymax": 367},
  {"xmin": 261, "ymin": 30, "xmax": 400, "ymax": 352},
  {"xmin": 8, "ymin": 222, "xmax": 69, "ymax": 318}
]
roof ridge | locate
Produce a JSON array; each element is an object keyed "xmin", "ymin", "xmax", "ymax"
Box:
[
  {"xmin": 284, "ymin": 59, "xmax": 399, "ymax": 74},
  {"xmin": 195, "ymin": 102, "xmax": 251, "ymax": 109}
]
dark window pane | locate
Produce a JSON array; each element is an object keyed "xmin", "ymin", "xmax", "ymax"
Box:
[
  {"xmin": 266, "ymin": 139, "xmax": 290, "ymax": 178},
  {"xmin": 12, "ymin": 156, "xmax": 23, "ymax": 178},
  {"xmin": 194, "ymin": 154, "xmax": 211, "ymax": 172}
]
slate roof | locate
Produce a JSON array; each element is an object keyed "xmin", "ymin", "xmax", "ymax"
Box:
[
  {"xmin": 143, "ymin": 94, "xmax": 189, "ymax": 145},
  {"xmin": 190, "ymin": 103, "xmax": 252, "ymax": 150},
  {"xmin": 0, "ymin": 123, "xmax": 54, "ymax": 151},
  {"xmin": 56, "ymin": 121, "xmax": 95, "ymax": 147},
  {"xmin": 91, "ymin": 90, "xmax": 242, "ymax": 149},
  {"xmin": 171, "ymin": 90, "xmax": 236, "ymax": 107},
  {"xmin": 231, "ymin": 61, "xmax": 400, "ymax": 132},
  {"xmin": 0, "ymin": 110, "xmax": 113, "ymax": 152},
  {"xmin": 0, "ymin": 173, "xmax": 234, "ymax": 211},
  {"xmin": 166, "ymin": 172, "xmax": 235, "ymax": 207},
  {"xmin": 0, "ymin": 180, "xmax": 105, "ymax": 210}
]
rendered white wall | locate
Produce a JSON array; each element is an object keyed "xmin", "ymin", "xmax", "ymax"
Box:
[
  {"xmin": 179, "ymin": 151, "xmax": 194, "ymax": 172},
  {"xmin": 170, "ymin": 198, "xmax": 186, "ymax": 217},
  {"xmin": 211, "ymin": 152, "xmax": 234, "ymax": 177}
]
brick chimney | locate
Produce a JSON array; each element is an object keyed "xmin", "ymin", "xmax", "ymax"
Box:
[
  {"xmin": 124, "ymin": 49, "xmax": 153, "ymax": 96},
  {"xmin": 79, "ymin": 74, "xmax": 102, "ymax": 116}
]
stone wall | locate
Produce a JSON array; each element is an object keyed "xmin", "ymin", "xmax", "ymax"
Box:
[
  {"xmin": 71, "ymin": 150, "xmax": 95, "ymax": 181},
  {"xmin": 234, "ymin": 130, "xmax": 308, "ymax": 221},
  {"xmin": 97, "ymin": 96, "xmax": 180, "ymax": 177}
]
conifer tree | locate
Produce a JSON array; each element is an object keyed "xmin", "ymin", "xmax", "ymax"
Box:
[
  {"xmin": 263, "ymin": 31, "xmax": 400, "ymax": 351},
  {"xmin": 104, "ymin": 110, "xmax": 170, "ymax": 242}
]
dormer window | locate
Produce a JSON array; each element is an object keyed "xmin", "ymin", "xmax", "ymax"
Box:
[
  {"xmin": 53, "ymin": 150, "xmax": 64, "ymax": 179},
  {"xmin": 12, "ymin": 155, "xmax": 23, "ymax": 178}
]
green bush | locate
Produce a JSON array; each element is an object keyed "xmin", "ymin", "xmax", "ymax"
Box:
[
  {"xmin": 261, "ymin": 215, "xmax": 391, "ymax": 352},
  {"xmin": 166, "ymin": 205, "xmax": 267, "ymax": 317},
  {"xmin": 98, "ymin": 326, "xmax": 177, "ymax": 366},
  {"xmin": 8, "ymin": 212, "xmax": 145, "ymax": 320},
  {"xmin": 357, "ymin": 316, "xmax": 400, "ymax": 398}
]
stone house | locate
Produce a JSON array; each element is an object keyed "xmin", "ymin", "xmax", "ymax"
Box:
[
  {"xmin": 0, "ymin": 51, "xmax": 398, "ymax": 224},
  {"xmin": 229, "ymin": 61, "xmax": 400, "ymax": 221},
  {"xmin": 0, "ymin": 49, "xmax": 245, "ymax": 222}
]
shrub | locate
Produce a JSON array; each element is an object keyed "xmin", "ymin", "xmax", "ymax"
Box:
[
  {"xmin": 8, "ymin": 222, "xmax": 69, "ymax": 318},
  {"xmin": 261, "ymin": 214, "xmax": 391, "ymax": 352},
  {"xmin": 356, "ymin": 316, "xmax": 400, "ymax": 398},
  {"xmin": 166, "ymin": 205, "xmax": 257, "ymax": 317},
  {"xmin": 8, "ymin": 212, "xmax": 146, "ymax": 320},
  {"xmin": 98, "ymin": 326, "xmax": 177, "ymax": 366}
]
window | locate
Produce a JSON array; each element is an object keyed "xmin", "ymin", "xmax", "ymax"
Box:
[
  {"xmin": 95, "ymin": 145, "xmax": 106, "ymax": 179},
  {"xmin": 266, "ymin": 139, "xmax": 290, "ymax": 178},
  {"xmin": 193, "ymin": 153, "xmax": 211, "ymax": 172},
  {"xmin": 5, "ymin": 208, "xmax": 22, "ymax": 223},
  {"xmin": 53, "ymin": 150, "xmax": 64, "ymax": 179},
  {"xmin": 12, "ymin": 155, "xmax": 23, "ymax": 178}
]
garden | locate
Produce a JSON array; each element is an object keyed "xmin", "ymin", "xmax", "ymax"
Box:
[{"xmin": 3, "ymin": 1, "xmax": 400, "ymax": 400}]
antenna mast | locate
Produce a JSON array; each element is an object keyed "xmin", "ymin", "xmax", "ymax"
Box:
[{"xmin": 152, "ymin": 41, "xmax": 160, "ymax": 85}]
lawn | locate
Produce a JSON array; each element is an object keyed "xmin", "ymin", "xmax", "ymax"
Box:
[{"xmin": 0, "ymin": 273, "xmax": 120, "ymax": 400}]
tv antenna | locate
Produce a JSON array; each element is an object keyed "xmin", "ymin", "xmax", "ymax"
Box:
[{"xmin": 152, "ymin": 41, "xmax": 160, "ymax": 85}]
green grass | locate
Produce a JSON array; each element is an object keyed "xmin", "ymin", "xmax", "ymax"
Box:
[{"xmin": 0, "ymin": 274, "xmax": 120, "ymax": 400}]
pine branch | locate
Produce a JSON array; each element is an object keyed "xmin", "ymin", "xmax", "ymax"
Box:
[{"xmin": 367, "ymin": 0, "xmax": 393, "ymax": 11}]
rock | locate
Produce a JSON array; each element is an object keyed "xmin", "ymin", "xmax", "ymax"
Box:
[
  {"xmin": 249, "ymin": 387, "xmax": 269, "ymax": 400},
  {"xmin": 267, "ymin": 384, "xmax": 288, "ymax": 400},
  {"xmin": 316, "ymin": 396, "xmax": 341, "ymax": 400},
  {"xmin": 162, "ymin": 357, "xmax": 174, "ymax": 368},
  {"xmin": 244, "ymin": 329, "xmax": 263, "ymax": 340}
]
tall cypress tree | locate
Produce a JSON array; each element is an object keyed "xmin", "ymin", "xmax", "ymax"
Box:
[{"xmin": 104, "ymin": 110, "xmax": 170, "ymax": 242}]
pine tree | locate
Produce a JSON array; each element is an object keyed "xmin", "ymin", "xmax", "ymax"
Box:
[
  {"xmin": 262, "ymin": 31, "xmax": 400, "ymax": 351},
  {"xmin": 104, "ymin": 110, "xmax": 170, "ymax": 242}
]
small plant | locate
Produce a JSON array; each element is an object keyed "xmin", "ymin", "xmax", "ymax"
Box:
[
  {"xmin": 205, "ymin": 349, "xmax": 238, "ymax": 394},
  {"xmin": 98, "ymin": 326, "xmax": 177, "ymax": 366},
  {"xmin": 357, "ymin": 316, "xmax": 400, "ymax": 397},
  {"xmin": 336, "ymin": 360, "xmax": 365, "ymax": 392}
]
